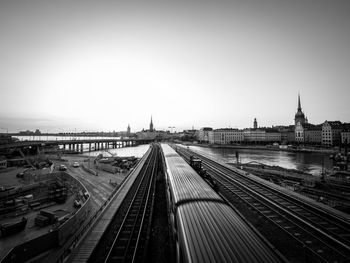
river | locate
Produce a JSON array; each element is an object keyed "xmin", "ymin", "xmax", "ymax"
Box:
[
  {"xmin": 83, "ymin": 144, "xmax": 150, "ymax": 158},
  {"xmin": 187, "ymin": 145, "xmax": 332, "ymax": 176}
]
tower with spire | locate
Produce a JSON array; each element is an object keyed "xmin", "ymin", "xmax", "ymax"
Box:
[
  {"xmin": 127, "ymin": 124, "xmax": 131, "ymax": 135},
  {"xmin": 294, "ymin": 93, "xmax": 307, "ymax": 125},
  {"xmin": 253, "ymin": 118, "xmax": 258, "ymax": 129},
  {"xmin": 149, "ymin": 116, "xmax": 154, "ymax": 132}
]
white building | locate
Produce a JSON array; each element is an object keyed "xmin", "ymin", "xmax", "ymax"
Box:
[
  {"xmin": 295, "ymin": 122, "xmax": 304, "ymax": 143},
  {"xmin": 198, "ymin": 127, "xmax": 213, "ymax": 143},
  {"xmin": 243, "ymin": 129, "xmax": 266, "ymax": 143},
  {"xmin": 322, "ymin": 121, "xmax": 343, "ymax": 146},
  {"xmin": 212, "ymin": 129, "xmax": 244, "ymax": 144}
]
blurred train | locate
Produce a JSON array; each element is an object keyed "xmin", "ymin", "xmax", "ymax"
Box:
[
  {"xmin": 161, "ymin": 144, "xmax": 284, "ymax": 263},
  {"xmin": 189, "ymin": 155, "xmax": 218, "ymax": 191}
]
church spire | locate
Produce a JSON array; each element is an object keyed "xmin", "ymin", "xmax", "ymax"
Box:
[
  {"xmin": 298, "ymin": 93, "xmax": 302, "ymax": 111},
  {"xmin": 127, "ymin": 124, "xmax": 131, "ymax": 135},
  {"xmin": 150, "ymin": 116, "xmax": 154, "ymax": 132},
  {"xmin": 295, "ymin": 93, "xmax": 306, "ymax": 125}
]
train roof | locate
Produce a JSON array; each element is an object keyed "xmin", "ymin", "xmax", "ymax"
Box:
[
  {"xmin": 161, "ymin": 144, "xmax": 222, "ymax": 206},
  {"xmin": 177, "ymin": 202, "xmax": 281, "ymax": 263}
]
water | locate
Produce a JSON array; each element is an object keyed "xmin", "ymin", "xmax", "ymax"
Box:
[
  {"xmin": 83, "ymin": 144, "xmax": 150, "ymax": 158},
  {"xmin": 187, "ymin": 146, "xmax": 332, "ymax": 176}
]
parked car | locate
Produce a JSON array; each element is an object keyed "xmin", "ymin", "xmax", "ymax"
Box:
[
  {"xmin": 58, "ymin": 165, "xmax": 67, "ymax": 171},
  {"xmin": 73, "ymin": 162, "xmax": 79, "ymax": 168},
  {"xmin": 74, "ymin": 200, "xmax": 82, "ymax": 208},
  {"xmin": 16, "ymin": 172, "xmax": 24, "ymax": 178}
]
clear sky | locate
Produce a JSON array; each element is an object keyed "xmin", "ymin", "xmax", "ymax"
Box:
[{"xmin": 1, "ymin": 0, "xmax": 349, "ymax": 133}]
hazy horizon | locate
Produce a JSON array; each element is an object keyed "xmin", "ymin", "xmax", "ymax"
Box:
[{"xmin": 1, "ymin": 0, "xmax": 350, "ymax": 133}]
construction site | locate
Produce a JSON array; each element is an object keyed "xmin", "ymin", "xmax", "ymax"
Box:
[{"xmin": 0, "ymin": 146, "xmax": 90, "ymax": 260}]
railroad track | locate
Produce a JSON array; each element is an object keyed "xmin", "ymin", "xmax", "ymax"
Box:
[
  {"xmin": 90, "ymin": 144, "xmax": 158, "ymax": 263},
  {"xmin": 176, "ymin": 146, "xmax": 350, "ymax": 262}
]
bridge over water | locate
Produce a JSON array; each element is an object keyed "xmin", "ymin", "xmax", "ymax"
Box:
[{"xmin": 0, "ymin": 138, "xmax": 154, "ymax": 152}]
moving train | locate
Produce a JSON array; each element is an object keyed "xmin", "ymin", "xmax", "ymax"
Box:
[
  {"xmin": 161, "ymin": 143, "xmax": 284, "ymax": 263},
  {"xmin": 189, "ymin": 155, "xmax": 218, "ymax": 191}
]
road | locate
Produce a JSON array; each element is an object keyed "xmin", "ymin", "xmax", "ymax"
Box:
[{"xmin": 55, "ymin": 155, "xmax": 127, "ymax": 214}]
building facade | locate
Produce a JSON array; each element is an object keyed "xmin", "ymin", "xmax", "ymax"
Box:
[
  {"xmin": 243, "ymin": 129, "xmax": 266, "ymax": 143},
  {"xmin": 198, "ymin": 127, "xmax": 213, "ymax": 143},
  {"xmin": 212, "ymin": 129, "xmax": 244, "ymax": 144},
  {"xmin": 278, "ymin": 126, "xmax": 295, "ymax": 144},
  {"xmin": 304, "ymin": 125, "xmax": 322, "ymax": 144},
  {"xmin": 295, "ymin": 122, "xmax": 304, "ymax": 143},
  {"xmin": 322, "ymin": 121, "xmax": 343, "ymax": 146},
  {"xmin": 341, "ymin": 130, "xmax": 350, "ymax": 144},
  {"xmin": 265, "ymin": 129, "xmax": 281, "ymax": 142},
  {"xmin": 127, "ymin": 124, "xmax": 131, "ymax": 135},
  {"xmin": 294, "ymin": 94, "xmax": 308, "ymax": 126}
]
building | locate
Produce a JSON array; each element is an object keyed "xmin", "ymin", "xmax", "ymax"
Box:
[
  {"xmin": 19, "ymin": 130, "xmax": 35, "ymax": 135},
  {"xmin": 208, "ymin": 130, "xmax": 214, "ymax": 144},
  {"xmin": 294, "ymin": 93, "xmax": 312, "ymax": 143},
  {"xmin": 149, "ymin": 116, "xmax": 154, "ymax": 132},
  {"xmin": 341, "ymin": 130, "xmax": 350, "ymax": 144},
  {"xmin": 278, "ymin": 126, "xmax": 295, "ymax": 144},
  {"xmin": 243, "ymin": 129, "xmax": 266, "ymax": 143},
  {"xmin": 212, "ymin": 129, "xmax": 244, "ymax": 144},
  {"xmin": 253, "ymin": 118, "xmax": 258, "ymax": 129},
  {"xmin": 287, "ymin": 130, "xmax": 296, "ymax": 143},
  {"xmin": 127, "ymin": 124, "xmax": 131, "ymax": 136},
  {"xmin": 304, "ymin": 125, "xmax": 322, "ymax": 145},
  {"xmin": 183, "ymin": 129, "xmax": 197, "ymax": 136},
  {"xmin": 265, "ymin": 129, "xmax": 281, "ymax": 143},
  {"xmin": 322, "ymin": 121, "xmax": 343, "ymax": 146},
  {"xmin": 295, "ymin": 122, "xmax": 324, "ymax": 145},
  {"xmin": 294, "ymin": 94, "xmax": 308, "ymax": 126},
  {"xmin": 198, "ymin": 127, "xmax": 213, "ymax": 143},
  {"xmin": 180, "ymin": 129, "xmax": 197, "ymax": 141},
  {"xmin": 295, "ymin": 122, "xmax": 304, "ymax": 143}
]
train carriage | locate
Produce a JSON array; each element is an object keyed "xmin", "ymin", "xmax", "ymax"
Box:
[
  {"xmin": 162, "ymin": 144, "xmax": 222, "ymax": 207},
  {"xmin": 161, "ymin": 144, "xmax": 284, "ymax": 263}
]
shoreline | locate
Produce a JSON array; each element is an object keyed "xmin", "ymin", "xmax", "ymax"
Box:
[{"xmin": 181, "ymin": 142, "xmax": 337, "ymax": 154}]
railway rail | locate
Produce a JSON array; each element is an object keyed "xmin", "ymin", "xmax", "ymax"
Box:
[
  {"xmin": 90, "ymin": 144, "xmax": 158, "ymax": 263},
  {"xmin": 175, "ymin": 146, "xmax": 350, "ymax": 263}
]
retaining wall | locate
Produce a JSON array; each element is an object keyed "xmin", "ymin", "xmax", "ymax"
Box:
[{"xmin": 0, "ymin": 172, "xmax": 90, "ymax": 262}]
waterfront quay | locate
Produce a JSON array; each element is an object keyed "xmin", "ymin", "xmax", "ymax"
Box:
[{"xmin": 1, "ymin": 143, "xmax": 349, "ymax": 262}]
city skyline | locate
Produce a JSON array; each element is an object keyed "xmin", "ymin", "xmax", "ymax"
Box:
[{"xmin": 1, "ymin": 0, "xmax": 350, "ymax": 132}]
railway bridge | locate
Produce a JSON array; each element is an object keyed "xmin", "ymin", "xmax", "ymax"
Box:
[{"xmin": 0, "ymin": 138, "xmax": 154, "ymax": 153}]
